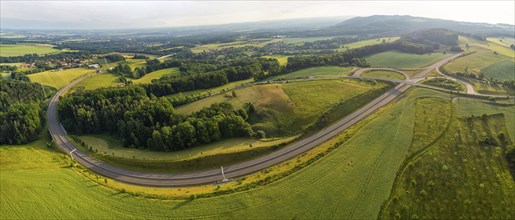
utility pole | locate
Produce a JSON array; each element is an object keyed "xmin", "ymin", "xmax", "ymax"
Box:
[{"xmin": 221, "ymin": 166, "xmax": 228, "ymax": 182}]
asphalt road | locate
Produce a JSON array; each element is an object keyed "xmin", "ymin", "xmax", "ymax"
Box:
[{"xmin": 47, "ymin": 55, "xmax": 461, "ymax": 187}]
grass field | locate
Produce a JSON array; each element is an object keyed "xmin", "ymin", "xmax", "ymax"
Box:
[
  {"xmin": 362, "ymin": 70, "xmax": 406, "ymax": 80},
  {"xmin": 0, "ymin": 33, "xmax": 27, "ymax": 38},
  {"xmin": 126, "ymin": 59, "xmax": 148, "ymax": 71},
  {"xmin": 72, "ymin": 73, "xmax": 121, "ymax": 91},
  {"xmin": 381, "ymin": 114, "xmax": 514, "ymax": 219},
  {"xmin": 190, "ymin": 39, "xmax": 280, "ymax": 53},
  {"xmin": 269, "ymin": 66, "xmax": 353, "ymax": 80},
  {"xmin": 279, "ymin": 36, "xmax": 336, "ymax": 44},
  {"xmin": 1, "ymin": 88, "xmax": 442, "ymax": 219},
  {"xmin": 262, "ymin": 55, "xmax": 289, "ymax": 66},
  {"xmin": 176, "ymin": 86, "xmax": 261, "ymax": 114},
  {"xmin": 169, "ymin": 78, "xmax": 254, "ymax": 99},
  {"xmin": 455, "ymin": 98, "xmax": 515, "ymax": 139},
  {"xmin": 464, "ymin": 78, "xmax": 515, "ymax": 96},
  {"xmin": 487, "ymin": 37, "xmax": 515, "ymax": 48},
  {"xmin": 132, "ymin": 68, "xmax": 180, "ymax": 84},
  {"xmin": 341, "ymin": 37, "xmax": 400, "ymax": 50},
  {"xmin": 0, "ymin": 43, "xmax": 60, "ymax": 57},
  {"xmin": 366, "ymin": 51, "xmax": 450, "ymax": 68},
  {"xmin": 480, "ymin": 60, "xmax": 515, "ymax": 82},
  {"xmin": 28, "ymin": 68, "xmax": 95, "ymax": 89},
  {"xmin": 422, "ymin": 78, "xmax": 466, "ymax": 91}
]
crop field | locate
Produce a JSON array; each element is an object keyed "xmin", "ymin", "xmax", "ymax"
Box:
[
  {"xmin": 487, "ymin": 37, "xmax": 515, "ymax": 48},
  {"xmin": 361, "ymin": 70, "xmax": 406, "ymax": 80},
  {"xmin": 190, "ymin": 39, "xmax": 280, "ymax": 53},
  {"xmin": 381, "ymin": 114, "xmax": 514, "ymax": 219},
  {"xmin": 176, "ymin": 86, "xmax": 261, "ymax": 114},
  {"xmin": 340, "ymin": 37, "xmax": 400, "ymax": 50},
  {"xmin": 126, "ymin": 59, "xmax": 148, "ymax": 70},
  {"xmin": 480, "ymin": 60, "xmax": 515, "ymax": 82},
  {"xmin": 132, "ymin": 68, "xmax": 180, "ymax": 84},
  {"xmin": 269, "ymin": 66, "xmax": 353, "ymax": 80},
  {"xmin": 0, "ymin": 43, "xmax": 60, "ymax": 57},
  {"xmin": 445, "ymin": 51, "xmax": 511, "ymax": 76},
  {"xmin": 262, "ymin": 55, "xmax": 289, "ymax": 66},
  {"xmin": 0, "ymin": 33, "xmax": 27, "ymax": 38},
  {"xmin": 366, "ymin": 51, "xmax": 449, "ymax": 68},
  {"xmin": 1, "ymin": 87, "xmax": 444, "ymax": 219},
  {"xmin": 459, "ymin": 36, "xmax": 514, "ymax": 58},
  {"xmin": 279, "ymin": 36, "xmax": 336, "ymax": 44},
  {"xmin": 28, "ymin": 68, "xmax": 96, "ymax": 89}
]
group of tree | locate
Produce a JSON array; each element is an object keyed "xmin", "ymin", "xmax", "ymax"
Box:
[
  {"xmin": 0, "ymin": 79, "xmax": 52, "ymax": 144},
  {"xmin": 0, "ymin": 51, "xmax": 92, "ymax": 64},
  {"xmin": 58, "ymin": 86, "xmax": 255, "ymax": 151}
]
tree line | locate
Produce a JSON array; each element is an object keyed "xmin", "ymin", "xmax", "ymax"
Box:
[
  {"xmin": 58, "ymin": 86, "xmax": 255, "ymax": 151},
  {"xmin": 0, "ymin": 79, "xmax": 53, "ymax": 144}
]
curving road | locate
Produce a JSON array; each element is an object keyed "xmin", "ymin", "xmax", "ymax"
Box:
[{"xmin": 47, "ymin": 54, "xmax": 461, "ymax": 187}]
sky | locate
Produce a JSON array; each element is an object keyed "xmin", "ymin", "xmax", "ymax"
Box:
[{"xmin": 1, "ymin": 1, "xmax": 514, "ymax": 30}]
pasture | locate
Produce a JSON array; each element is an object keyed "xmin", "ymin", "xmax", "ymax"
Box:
[
  {"xmin": 341, "ymin": 37, "xmax": 400, "ymax": 50},
  {"xmin": 1, "ymin": 88, "xmax": 440, "ymax": 219},
  {"xmin": 365, "ymin": 51, "xmax": 449, "ymax": 68},
  {"xmin": 176, "ymin": 86, "xmax": 261, "ymax": 114},
  {"xmin": 279, "ymin": 36, "xmax": 336, "ymax": 44},
  {"xmin": 480, "ymin": 60, "xmax": 515, "ymax": 82},
  {"xmin": 28, "ymin": 68, "xmax": 95, "ymax": 89},
  {"xmin": 269, "ymin": 66, "xmax": 353, "ymax": 80},
  {"xmin": 361, "ymin": 70, "xmax": 406, "ymax": 80},
  {"xmin": 133, "ymin": 67, "xmax": 180, "ymax": 84},
  {"xmin": 0, "ymin": 43, "xmax": 60, "ymax": 57},
  {"xmin": 72, "ymin": 73, "xmax": 120, "ymax": 91},
  {"xmin": 262, "ymin": 55, "xmax": 289, "ymax": 66},
  {"xmin": 168, "ymin": 78, "xmax": 254, "ymax": 99}
]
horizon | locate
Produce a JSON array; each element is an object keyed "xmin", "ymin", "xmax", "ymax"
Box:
[{"xmin": 1, "ymin": 1, "xmax": 514, "ymax": 30}]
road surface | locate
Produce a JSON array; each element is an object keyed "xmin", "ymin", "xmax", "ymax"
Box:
[{"xmin": 47, "ymin": 55, "xmax": 461, "ymax": 186}]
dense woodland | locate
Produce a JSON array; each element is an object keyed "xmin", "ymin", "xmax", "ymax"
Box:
[
  {"xmin": 0, "ymin": 79, "xmax": 52, "ymax": 144},
  {"xmin": 58, "ymin": 86, "xmax": 254, "ymax": 151}
]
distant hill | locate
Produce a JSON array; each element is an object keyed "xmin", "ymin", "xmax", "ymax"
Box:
[{"xmin": 327, "ymin": 15, "xmax": 514, "ymax": 37}]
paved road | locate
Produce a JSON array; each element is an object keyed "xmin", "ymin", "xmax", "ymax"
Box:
[{"xmin": 47, "ymin": 55, "xmax": 461, "ymax": 187}]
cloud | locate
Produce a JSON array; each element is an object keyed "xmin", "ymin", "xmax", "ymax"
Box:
[{"xmin": 1, "ymin": 1, "xmax": 513, "ymax": 30}]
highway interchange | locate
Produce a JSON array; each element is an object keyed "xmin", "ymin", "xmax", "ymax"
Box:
[{"xmin": 48, "ymin": 53, "xmax": 502, "ymax": 187}]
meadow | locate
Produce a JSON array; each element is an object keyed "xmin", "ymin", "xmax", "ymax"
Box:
[
  {"xmin": 480, "ymin": 60, "xmax": 515, "ymax": 82},
  {"xmin": 422, "ymin": 78, "xmax": 466, "ymax": 91},
  {"xmin": 28, "ymin": 68, "xmax": 96, "ymax": 89},
  {"xmin": 269, "ymin": 66, "xmax": 353, "ymax": 80},
  {"xmin": 72, "ymin": 73, "xmax": 121, "ymax": 91},
  {"xmin": 464, "ymin": 78, "xmax": 515, "ymax": 96},
  {"xmin": 168, "ymin": 78, "xmax": 254, "ymax": 99},
  {"xmin": 365, "ymin": 51, "xmax": 449, "ymax": 68},
  {"xmin": 381, "ymin": 114, "xmax": 514, "ymax": 219},
  {"xmin": 132, "ymin": 67, "xmax": 180, "ymax": 84},
  {"xmin": 262, "ymin": 55, "xmax": 289, "ymax": 66},
  {"xmin": 340, "ymin": 37, "xmax": 400, "ymax": 50},
  {"xmin": 361, "ymin": 70, "xmax": 406, "ymax": 80},
  {"xmin": 1, "ymin": 88, "xmax": 440, "ymax": 219},
  {"xmin": 0, "ymin": 43, "xmax": 60, "ymax": 57}
]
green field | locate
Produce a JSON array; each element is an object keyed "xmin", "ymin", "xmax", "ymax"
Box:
[
  {"xmin": 72, "ymin": 73, "xmax": 121, "ymax": 91},
  {"xmin": 382, "ymin": 114, "xmax": 514, "ymax": 219},
  {"xmin": 269, "ymin": 66, "xmax": 353, "ymax": 80},
  {"xmin": 190, "ymin": 39, "xmax": 280, "ymax": 53},
  {"xmin": 366, "ymin": 51, "xmax": 449, "ymax": 68},
  {"xmin": 133, "ymin": 68, "xmax": 180, "ymax": 84},
  {"xmin": 422, "ymin": 78, "xmax": 466, "ymax": 91},
  {"xmin": 279, "ymin": 36, "xmax": 336, "ymax": 44},
  {"xmin": 1, "ymin": 88, "xmax": 443, "ymax": 219},
  {"xmin": 480, "ymin": 60, "xmax": 515, "ymax": 82},
  {"xmin": 0, "ymin": 43, "xmax": 60, "ymax": 57},
  {"xmin": 169, "ymin": 78, "xmax": 254, "ymax": 99},
  {"xmin": 262, "ymin": 55, "xmax": 289, "ymax": 66},
  {"xmin": 362, "ymin": 70, "xmax": 406, "ymax": 80},
  {"xmin": 465, "ymin": 78, "xmax": 515, "ymax": 96},
  {"xmin": 341, "ymin": 37, "xmax": 400, "ymax": 50},
  {"xmin": 126, "ymin": 59, "xmax": 148, "ymax": 71},
  {"xmin": 0, "ymin": 33, "xmax": 27, "ymax": 39},
  {"xmin": 28, "ymin": 68, "xmax": 96, "ymax": 89}
]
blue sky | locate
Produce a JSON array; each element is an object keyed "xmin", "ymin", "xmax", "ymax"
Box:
[{"xmin": 1, "ymin": 1, "xmax": 514, "ymax": 29}]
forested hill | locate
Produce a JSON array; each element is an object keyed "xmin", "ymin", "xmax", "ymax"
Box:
[{"xmin": 325, "ymin": 15, "xmax": 514, "ymax": 36}]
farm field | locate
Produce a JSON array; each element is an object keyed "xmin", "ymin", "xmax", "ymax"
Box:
[
  {"xmin": 0, "ymin": 43, "xmax": 60, "ymax": 56},
  {"xmin": 168, "ymin": 78, "xmax": 254, "ymax": 99},
  {"xmin": 465, "ymin": 78, "xmax": 515, "ymax": 96},
  {"xmin": 132, "ymin": 67, "xmax": 180, "ymax": 84},
  {"xmin": 279, "ymin": 36, "xmax": 336, "ymax": 44},
  {"xmin": 27, "ymin": 68, "xmax": 95, "ymax": 89},
  {"xmin": 190, "ymin": 39, "xmax": 280, "ymax": 53},
  {"xmin": 487, "ymin": 37, "xmax": 515, "ymax": 48},
  {"xmin": 381, "ymin": 114, "xmax": 514, "ymax": 219},
  {"xmin": 459, "ymin": 36, "xmax": 514, "ymax": 58},
  {"xmin": 480, "ymin": 60, "xmax": 515, "ymax": 82},
  {"xmin": 269, "ymin": 66, "xmax": 353, "ymax": 80},
  {"xmin": 0, "ymin": 88, "xmax": 441, "ymax": 219},
  {"xmin": 445, "ymin": 51, "xmax": 511, "ymax": 76},
  {"xmin": 361, "ymin": 70, "xmax": 406, "ymax": 80},
  {"xmin": 126, "ymin": 59, "xmax": 148, "ymax": 70},
  {"xmin": 365, "ymin": 51, "xmax": 450, "ymax": 68},
  {"xmin": 262, "ymin": 55, "xmax": 289, "ymax": 66},
  {"xmin": 341, "ymin": 37, "xmax": 400, "ymax": 50}
]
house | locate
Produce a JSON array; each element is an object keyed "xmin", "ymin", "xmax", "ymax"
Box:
[{"xmin": 88, "ymin": 64, "xmax": 100, "ymax": 69}]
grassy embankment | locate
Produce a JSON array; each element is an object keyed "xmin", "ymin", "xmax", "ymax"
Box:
[
  {"xmin": 1, "ymin": 88, "xmax": 443, "ymax": 219},
  {"xmin": 362, "ymin": 70, "xmax": 406, "ymax": 80}
]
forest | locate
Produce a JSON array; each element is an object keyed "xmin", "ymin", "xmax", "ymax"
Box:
[
  {"xmin": 58, "ymin": 86, "xmax": 254, "ymax": 151},
  {"xmin": 0, "ymin": 79, "xmax": 52, "ymax": 144}
]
